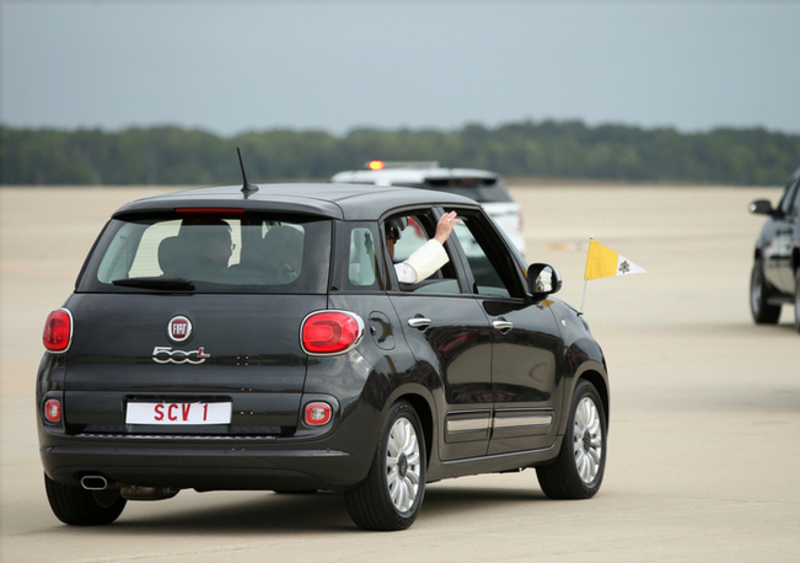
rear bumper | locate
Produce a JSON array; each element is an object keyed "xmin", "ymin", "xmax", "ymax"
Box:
[{"xmin": 39, "ymin": 425, "xmax": 377, "ymax": 492}]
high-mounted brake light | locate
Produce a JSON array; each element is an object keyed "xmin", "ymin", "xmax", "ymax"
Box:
[
  {"xmin": 175, "ymin": 208, "xmax": 246, "ymax": 215},
  {"xmin": 301, "ymin": 311, "xmax": 364, "ymax": 355},
  {"xmin": 368, "ymin": 160, "xmax": 385, "ymax": 171},
  {"xmin": 43, "ymin": 308, "xmax": 73, "ymax": 353}
]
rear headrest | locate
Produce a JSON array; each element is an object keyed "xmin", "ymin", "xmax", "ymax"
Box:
[
  {"xmin": 261, "ymin": 226, "xmax": 304, "ymax": 280},
  {"xmin": 158, "ymin": 236, "xmax": 186, "ymax": 277}
]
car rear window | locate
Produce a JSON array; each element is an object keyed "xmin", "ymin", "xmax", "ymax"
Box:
[
  {"xmin": 77, "ymin": 212, "xmax": 331, "ymax": 294},
  {"xmin": 419, "ymin": 177, "xmax": 513, "ymax": 203}
]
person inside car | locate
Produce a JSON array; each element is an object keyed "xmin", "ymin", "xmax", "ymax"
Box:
[
  {"xmin": 180, "ymin": 219, "xmax": 233, "ymax": 280},
  {"xmin": 388, "ymin": 211, "xmax": 460, "ymax": 284}
]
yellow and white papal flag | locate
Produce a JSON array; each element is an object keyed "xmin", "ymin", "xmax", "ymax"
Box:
[
  {"xmin": 580, "ymin": 238, "xmax": 644, "ymax": 313},
  {"xmin": 584, "ymin": 239, "xmax": 646, "ymax": 280}
]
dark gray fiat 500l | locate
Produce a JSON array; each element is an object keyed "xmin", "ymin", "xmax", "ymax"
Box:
[{"xmin": 38, "ymin": 182, "xmax": 609, "ymax": 531}]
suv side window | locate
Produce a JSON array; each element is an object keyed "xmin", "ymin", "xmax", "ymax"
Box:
[
  {"xmin": 451, "ymin": 209, "xmax": 526, "ymax": 299},
  {"xmin": 790, "ymin": 179, "xmax": 800, "ymax": 215},
  {"xmin": 779, "ymin": 177, "xmax": 800, "ymax": 215}
]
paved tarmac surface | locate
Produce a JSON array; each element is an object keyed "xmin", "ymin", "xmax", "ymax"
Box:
[{"xmin": 2, "ymin": 184, "xmax": 798, "ymax": 562}]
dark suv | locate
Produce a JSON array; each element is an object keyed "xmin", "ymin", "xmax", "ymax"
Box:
[
  {"xmin": 749, "ymin": 166, "xmax": 800, "ymax": 331},
  {"xmin": 38, "ymin": 182, "xmax": 608, "ymax": 531}
]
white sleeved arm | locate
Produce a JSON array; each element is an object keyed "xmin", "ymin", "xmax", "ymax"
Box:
[{"xmin": 393, "ymin": 240, "xmax": 449, "ymax": 284}]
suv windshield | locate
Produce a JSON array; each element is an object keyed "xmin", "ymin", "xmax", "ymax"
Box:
[{"xmin": 77, "ymin": 213, "xmax": 331, "ymax": 294}]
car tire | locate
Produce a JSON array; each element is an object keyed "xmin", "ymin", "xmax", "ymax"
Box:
[
  {"xmin": 344, "ymin": 401, "xmax": 426, "ymax": 531},
  {"xmin": 750, "ymin": 258, "xmax": 781, "ymax": 324},
  {"xmin": 536, "ymin": 380, "xmax": 606, "ymax": 500},
  {"xmin": 45, "ymin": 474, "xmax": 126, "ymax": 525}
]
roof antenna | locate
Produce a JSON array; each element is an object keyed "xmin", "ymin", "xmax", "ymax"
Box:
[{"xmin": 237, "ymin": 147, "xmax": 258, "ymax": 199}]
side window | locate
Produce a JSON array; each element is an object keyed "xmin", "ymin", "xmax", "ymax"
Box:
[
  {"xmin": 388, "ymin": 215, "xmax": 429, "ymax": 263},
  {"xmin": 452, "ymin": 211, "xmax": 525, "ymax": 299},
  {"xmin": 384, "ymin": 210, "xmax": 460, "ymax": 294},
  {"xmin": 349, "ymin": 227, "xmax": 377, "ymax": 286}
]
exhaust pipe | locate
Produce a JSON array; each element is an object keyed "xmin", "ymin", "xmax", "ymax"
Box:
[{"xmin": 80, "ymin": 475, "xmax": 108, "ymax": 491}]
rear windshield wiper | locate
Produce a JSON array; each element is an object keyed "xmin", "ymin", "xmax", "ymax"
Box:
[{"xmin": 112, "ymin": 277, "xmax": 195, "ymax": 291}]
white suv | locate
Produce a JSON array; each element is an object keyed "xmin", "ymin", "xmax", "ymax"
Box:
[{"xmin": 331, "ymin": 161, "xmax": 525, "ymax": 254}]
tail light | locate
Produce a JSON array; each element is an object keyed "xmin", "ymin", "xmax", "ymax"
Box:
[
  {"xmin": 304, "ymin": 402, "xmax": 333, "ymax": 426},
  {"xmin": 43, "ymin": 308, "xmax": 73, "ymax": 353},
  {"xmin": 44, "ymin": 399, "xmax": 62, "ymax": 423},
  {"xmin": 301, "ymin": 311, "xmax": 364, "ymax": 355}
]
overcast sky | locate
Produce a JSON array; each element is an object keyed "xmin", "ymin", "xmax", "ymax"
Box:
[{"xmin": 2, "ymin": 1, "xmax": 799, "ymax": 136}]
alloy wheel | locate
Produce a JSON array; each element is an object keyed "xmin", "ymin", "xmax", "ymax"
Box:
[
  {"xmin": 386, "ymin": 417, "xmax": 421, "ymax": 513},
  {"xmin": 572, "ymin": 397, "xmax": 603, "ymax": 485}
]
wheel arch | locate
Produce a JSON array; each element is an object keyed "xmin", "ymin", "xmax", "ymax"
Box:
[
  {"xmin": 574, "ymin": 365, "xmax": 610, "ymax": 431},
  {"xmin": 581, "ymin": 372, "xmax": 609, "ymax": 426}
]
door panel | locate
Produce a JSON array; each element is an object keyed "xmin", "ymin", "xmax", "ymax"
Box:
[
  {"xmin": 766, "ymin": 227, "xmax": 795, "ymax": 292},
  {"xmin": 765, "ymin": 178, "xmax": 800, "ymax": 292},
  {"xmin": 483, "ymin": 299, "xmax": 562, "ymax": 455},
  {"xmin": 390, "ymin": 294, "xmax": 493, "ymax": 461},
  {"xmin": 381, "ymin": 208, "xmax": 494, "ymax": 461},
  {"xmin": 448, "ymin": 208, "xmax": 564, "ymax": 456}
]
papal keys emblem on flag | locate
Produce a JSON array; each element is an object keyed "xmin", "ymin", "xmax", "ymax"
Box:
[
  {"xmin": 584, "ymin": 239, "xmax": 646, "ymax": 280},
  {"xmin": 580, "ymin": 238, "xmax": 645, "ymax": 313}
]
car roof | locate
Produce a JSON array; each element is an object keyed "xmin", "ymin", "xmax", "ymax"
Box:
[
  {"xmin": 330, "ymin": 167, "xmax": 499, "ymax": 186},
  {"xmin": 112, "ymin": 183, "xmax": 480, "ymax": 221}
]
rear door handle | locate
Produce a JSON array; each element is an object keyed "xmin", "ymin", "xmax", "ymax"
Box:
[
  {"xmin": 407, "ymin": 317, "xmax": 432, "ymax": 329},
  {"xmin": 492, "ymin": 319, "xmax": 514, "ymax": 333}
]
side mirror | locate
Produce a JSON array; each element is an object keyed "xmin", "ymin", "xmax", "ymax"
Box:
[
  {"xmin": 749, "ymin": 199, "xmax": 774, "ymax": 215},
  {"xmin": 527, "ymin": 263, "xmax": 562, "ymax": 301}
]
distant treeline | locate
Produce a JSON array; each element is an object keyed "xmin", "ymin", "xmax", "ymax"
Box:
[{"xmin": 2, "ymin": 120, "xmax": 799, "ymax": 186}]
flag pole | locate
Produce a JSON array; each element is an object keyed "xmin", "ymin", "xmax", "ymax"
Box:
[
  {"xmin": 579, "ymin": 236, "xmax": 593, "ymax": 315},
  {"xmin": 580, "ymin": 279, "xmax": 587, "ymax": 315}
]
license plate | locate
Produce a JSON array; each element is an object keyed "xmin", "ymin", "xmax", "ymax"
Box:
[{"xmin": 126, "ymin": 402, "xmax": 232, "ymax": 425}]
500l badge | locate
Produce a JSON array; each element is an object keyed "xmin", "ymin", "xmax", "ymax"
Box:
[{"xmin": 152, "ymin": 346, "xmax": 211, "ymax": 365}]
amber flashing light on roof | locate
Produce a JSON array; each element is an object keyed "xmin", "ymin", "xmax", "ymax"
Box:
[{"xmin": 363, "ymin": 161, "xmax": 439, "ymax": 170}]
